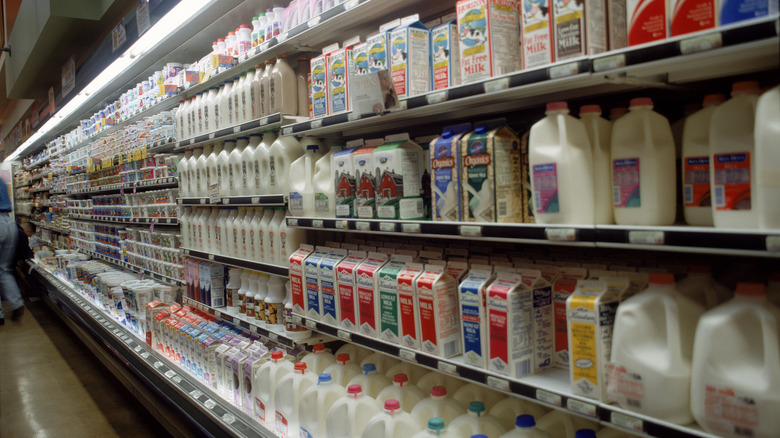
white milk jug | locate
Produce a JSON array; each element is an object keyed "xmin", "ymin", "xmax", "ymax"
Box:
[
  {"xmin": 254, "ymin": 131, "xmax": 276, "ymax": 195},
  {"xmin": 313, "ymin": 144, "xmax": 342, "ymax": 217},
  {"xmin": 452, "ymin": 383, "xmax": 505, "ymax": 411},
  {"xmin": 187, "ymin": 147, "xmax": 202, "ymax": 196},
  {"xmin": 336, "ymin": 343, "xmax": 371, "ymax": 364},
  {"xmin": 690, "ymin": 283, "xmax": 780, "ymax": 438},
  {"xmin": 361, "ymin": 399, "xmax": 422, "ymax": 438},
  {"xmin": 241, "ymin": 135, "xmax": 260, "ymax": 195},
  {"xmin": 268, "ymin": 135, "xmax": 304, "ymax": 195},
  {"xmin": 253, "ymin": 351, "xmax": 293, "ymax": 426},
  {"xmin": 489, "ymin": 397, "xmax": 549, "ymax": 431},
  {"xmin": 323, "ymin": 353, "xmax": 362, "ymax": 387},
  {"xmin": 299, "ymin": 373, "xmax": 348, "ymax": 438},
  {"xmin": 411, "ymin": 385, "xmax": 466, "ymax": 428},
  {"xmin": 499, "ymin": 415, "xmax": 550, "ymax": 438},
  {"xmin": 302, "ymin": 343, "xmax": 337, "ymax": 374},
  {"xmin": 325, "ymin": 384, "xmax": 382, "ymax": 438},
  {"xmin": 218, "ymin": 140, "xmax": 235, "ymax": 197},
  {"xmin": 229, "ymin": 137, "xmax": 247, "ymax": 196},
  {"xmin": 529, "ymin": 101, "xmax": 595, "ymax": 224},
  {"xmin": 289, "ymin": 140, "xmax": 325, "ymax": 217},
  {"xmin": 195, "ymin": 144, "xmax": 212, "ymax": 198},
  {"xmin": 417, "ymin": 371, "xmax": 465, "ymax": 396},
  {"xmin": 360, "ymin": 352, "xmax": 400, "ymax": 374},
  {"xmin": 274, "ymin": 362, "xmax": 317, "ymax": 437},
  {"xmin": 410, "ymin": 417, "xmax": 450, "ymax": 438},
  {"xmin": 384, "ymin": 362, "xmax": 427, "ymax": 385},
  {"xmin": 608, "ymin": 273, "xmax": 705, "ymax": 424},
  {"xmin": 580, "ymin": 105, "xmax": 614, "ymax": 224},
  {"xmin": 611, "ymin": 98, "xmax": 676, "ymax": 225},
  {"xmin": 178, "ymin": 149, "xmax": 192, "ymax": 197},
  {"xmin": 447, "ymin": 401, "xmax": 506, "ymax": 438},
  {"xmin": 347, "ymin": 363, "xmax": 392, "ymax": 398},
  {"xmin": 376, "ymin": 373, "xmax": 426, "ymax": 413},
  {"xmin": 755, "ymin": 85, "xmax": 780, "ymax": 230},
  {"xmin": 676, "ymin": 265, "xmax": 732, "ymax": 309}
]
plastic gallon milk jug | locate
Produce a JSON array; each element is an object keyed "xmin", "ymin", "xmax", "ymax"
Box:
[
  {"xmin": 268, "ymin": 135, "xmax": 304, "ymax": 195},
  {"xmin": 448, "ymin": 401, "xmax": 506, "ymax": 438},
  {"xmin": 452, "ymin": 384, "xmax": 505, "ymax": 411},
  {"xmin": 361, "ymin": 399, "xmax": 422, "ymax": 438},
  {"xmin": 676, "ymin": 265, "xmax": 731, "ymax": 309},
  {"xmin": 755, "ymin": 85, "xmax": 780, "ymax": 230},
  {"xmin": 274, "ymin": 362, "xmax": 317, "ymax": 437},
  {"xmin": 299, "ymin": 373, "xmax": 348, "ymax": 438},
  {"xmin": 313, "ymin": 143, "xmax": 342, "ymax": 217},
  {"xmin": 607, "ymin": 273, "xmax": 705, "ymax": 424},
  {"xmin": 611, "ymin": 98, "xmax": 676, "ymax": 225},
  {"xmin": 710, "ymin": 81, "xmax": 761, "ymax": 228},
  {"xmin": 690, "ymin": 283, "xmax": 780, "ymax": 438},
  {"xmin": 348, "ymin": 363, "xmax": 392, "ymax": 398},
  {"xmin": 579, "ymin": 105, "xmax": 614, "ymax": 224},
  {"xmin": 377, "ymin": 374, "xmax": 426, "ymax": 413},
  {"xmin": 253, "ymin": 131, "xmax": 276, "ymax": 195},
  {"xmin": 336, "ymin": 343, "xmax": 371, "ymax": 364},
  {"xmin": 498, "ymin": 415, "xmax": 550, "ymax": 438},
  {"xmin": 529, "ymin": 102, "xmax": 595, "ymax": 224},
  {"xmin": 411, "ymin": 417, "xmax": 449, "ymax": 438},
  {"xmin": 302, "ymin": 343, "xmax": 337, "ymax": 374},
  {"xmin": 384, "ymin": 361, "xmax": 427, "ymax": 385},
  {"xmin": 417, "ymin": 371, "xmax": 465, "ymax": 396},
  {"xmin": 323, "ymin": 353, "xmax": 362, "ymax": 387},
  {"xmin": 360, "ymin": 352, "xmax": 399, "ymax": 374},
  {"xmin": 536, "ymin": 410, "xmax": 598, "ymax": 438},
  {"xmin": 489, "ymin": 397, "xmax": 549, "ymax": 431},
  {"xmin": 230, "ymin": 137, "xmax": 247, "ymax": 195},
  {"xmin": 411, "ymin": 385, "xmax": 466, "ymax": 428},
  {"xmin": 217, "ymin": 141, "xmax": 234, "ymax": 197},
  {"xmin": 289, "ymin": 140, "xmax": 325, "ymax": 217},
  {"xmin": 681, "ymin": 94, "xmax": 725, "ymax": 226},
  {"xmin": 326, "ymin": 384, "xmax": 382, "ymax": 438},
  {"xmin": 253, "ymin": 351, "xmax": 293, "ymax": 425}
]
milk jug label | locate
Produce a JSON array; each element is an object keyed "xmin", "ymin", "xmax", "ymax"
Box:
[
  {"xmin": 714, "ymin": 152, "xmax": 751, "ymax": 210},
  {"xmin": 522, "ymin": 0, "xmax": 554, "ymax": 68},
  {"xmin": 613, "ymin": 158, "xmax": 641, "ymax": 208},
  {"xmin": 300, "ymin": 426, "xmax": 314, "ymax": 438},
  {"xmin": 553, "ymin": 0, "xmax": 584, "ymax": 59},
  {"xmin": 315, "ymin": 193, "xmax": 330, "ymax": 212},
  {"xmin": 255, "ymin": 397, "xmax": 266, "ymax": 421},
  {"xmin": 684, "ymin": 156, "xmax": 711, "ymax": 207},
  {"xmin": 607, "ymin": 363, "xmax": 645, "ymax": 408},
  {"xmin": 289, "ymin": 192, "xmax": 304, "ymax": 211},
  {"xmin": 701, "ymin": 384, "xmax": 760, "ymax": 436},
  {"xmin": 275, "ymin": 411, "xmax": 289, "ymax": 437},
  {"xmin": 532, "ymin": 163, "xmax": 560, "ymax": 213}
]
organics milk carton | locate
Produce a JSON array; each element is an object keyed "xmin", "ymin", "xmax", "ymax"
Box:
[
  {"xmin": 319, "ymin": 248, "xmax": 348, "ymax": 325},
  {"xmin": 354, "ymin": 142, "xmax": 383, "ymax": 219},
  {"xmin": 334, "ymin": 144, "xmax": 361, "ymax": 218},
  {"xmin": 431, "ymin": 124, "xmax": 472, "ymax": 221},
  {"xmin": 515, "ymin": 268, "xmax": 554, "ymax": 371},
  {"xmin": 487, "ymin": 274, "xmax": 534, "ymax": 378},
  {"xmin": 310, "ymin": 51, "xmax": 331, "ymax": 117},
  {"xmin": 389, "ymin": 19, "xmax": 431, "ymax": 98},
  {"xmin": 398, "ymin": 262, "xmax": 425, "ymax": 350},
  {"xmin": 304, "ymin": 246, "xmax": 332, "ymax": 320},
  {"xmin": 378, "ymin": 255, "xmax": 414, "ymax": 343},
  {"xmin": 457, "ymin": 0, "xmax": 522, "ymax": 83},
  {"xmin": 566, "ymin": 278, "xmax": 625, "ymax": 401},
  {"xmin": 416, "ymin": 264, "xmax": 462, "ymax": 358},
  {"xmin": 553, "ymin": 0, "xmax": 608, "ymax": 60},
  {"xmin": 460, "ymin": 265, "xmax": 494, "ymax": 368},
  {"xmin": 337, "ymin": 250, "xmax": 367, "ymax": 330},
  {"xmin": 374, "ymin": 134, "xmax": 425, "ymax": 220},
  {"xmin": 328, "ymin": 37, "xmax": 360, "ymax": 114},
  {"xmin": 552, "ymin": 267, "xmax": 588, "ymax": 368},
  {"xmin": 627, "ymin": 0, "xmax": 667, "ymax": 46},
  {"xmin": 356, "ymin": 252, "xmax": 390, "ymax": 337},
  {"xmin": 431, "ymin": 20, "xmax": 462, "ymax": 90},
  {"xmin": 520, "ymin": 0, "xmax": 554, "ymax": 68},
  {"xmin": 670, "ymin": 0, "xmax": 715, "ymax": 35},
  {"xmin": 289, "ymin": 244, "xmax": 314, "ymax": 315},
  {"xmin": 460, "ymin": 120, "xmax": 523, "ymax": 223}
]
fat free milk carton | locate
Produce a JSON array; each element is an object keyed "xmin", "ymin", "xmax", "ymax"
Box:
[
  {"xmin": 337, "ymin": 250, "xmax": 367, "ymax": 330},
  {"xmin": 521, "ymin": 0, "xmax": 554, "ymax": 68},
  {"xmin": 457, "ymin": 0, "xmax": 522, "ymax": 84},
  {"xmin": 319, "ymin": 248, "xmax": 349, "ymax": 325},
  {"xmin": 417, "ymin": 264, "xmax": 462, "ymax": 358},
  {"xmin": 460, "ymin": 120, "xmax": 524, "ymax": 223},
  {"xmin": 515, "ymin": 268, "xmax": 554, "ymax": 372},
  {"xmin": 553, "ymin": 267, "xmax": 588, "ymax": 368},
  {"xmin": 431, "ymin": 20, "xmax": 462, "ymax": 90},
  {"xmin": 334, "ymin": 144, "xmax": 361, "ymax": 218},
  {"xmin": 431, "ymin": 123, "xmax": 472, "ymax": 222},
  {"xmin": 553, "ymin": 0, "xmax": 608, "ymax": 60},
  {"xmin": 378, "ymin": 255, "xmax": 414, "ymax": 343},
  {"xmin": 487, "ymin": 274, "xmax": 535, "ymax": 378},
  {"xmin": 356, "ymin": 252, "xmax": 390, "ymax": 337},
  {"xmin": 398, "ymin": 262, "xmax": 425, "ymax": 350},
  {"xmin": 627, "ymin": 0, "xmax": 668, "ymax": 46},
  {"xmin": 289, "ymin": 244, "xmax": 314, "ymax": 315},
  {"xmin": 374, "ymin": 134, "xmax": 426, "ymax": 220},
  {"xmin": 310, "ymin": 52, "xmax": 330, "ymax": 117},
  {"xmin": 328, "ymin": 37, "xmax": 360, "ymax": 114},
  {"xmin": 389, "ymin": 19, "xmax": 431, "ymax": 98},
  {"xmin": 460, "ymin": 265, "xmax": 494, "ymax": 368},
  {"xmin": 304, "ymin": 246, "xmax": 332, "ymax": 320}
]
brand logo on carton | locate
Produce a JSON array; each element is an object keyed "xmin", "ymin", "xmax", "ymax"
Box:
[
  {"xmin": 358, "ymin": 159, "xmax": 367, "ymax": 166},
  {"xmin": 433, "ymin": 33, "xmax": 450, "ymax": 63},
  {"xmin": 569, "ymin": 306, "xmax": 596, "ymax": 323},
  {"xmin": 378, "ymin": 156, "xmax": 389, "ymax": 164},
  {"xmin": 459, "ymin": 8, "xmax": 487, "ymax": 51},
  {"xmin": 331, "ymin": 59, "xmax": 346, "ymax": 90},
  {"xmin": 432, "ymin": 157, "xmax": 456, "ymax": 169},
  {"xmin": 464, "ymin": 153, "xmax": 491, "ymax": 167},
  {"xmin": 312, "ymin": 65, "xmax": 326, "ymax": 94},
  {"xmin": 368, "ymin": 43, "xmax": 387, "ymax": 70}
]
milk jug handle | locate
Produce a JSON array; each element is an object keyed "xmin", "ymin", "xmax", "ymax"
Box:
[{"xmin": 667, "ymin": 303, "xmax": 684, "ymax": 359}]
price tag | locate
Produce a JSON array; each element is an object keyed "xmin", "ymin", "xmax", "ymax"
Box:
[
  {"xmin": 312, "ymin": 220, "xmax": 324, "ymax": 228},
  {"xmin": 308, "ymin": 16, "xmax": 321, "ymax": 28},
  {"xmin": 204, "ymin": 399, "xmax": 216, "ymax": 409},
  {"xmin": 288, "ymin": 218, "xmax": 299, "ymax": 227},
  {"xmin": 610, "ymin": 412, "xmax": 644, "ymax": 431},
  {"xmin": 164, "ymin": 370, "xmax": 176, "ymax": 379},
  {"xmin": 628, "ymin": 230, "xmax": 664, "ymax": 245},
  {"xmin": 486, "ymin": 376, "xmax": 510, "ymax": 391},
  {"xmin": 484, "ymin": 78, "xmax": 509, "ymax": 94},
  {"xmin": 347, "ymin": 112, "xmax": 359, "ymax": 121},
  {"xmin": 337, "ymin": 329, "xmax": 351, "ymax": 341},
  {"xmin": 222, "ymin": 413, "xmax": 236, "ymax": 425},
  {"xmin": 401, "ymin": 223, "xmax": 421, "ymax": 233},
  {"xmin": 154, "ymin": 361, "xmax": 164, "ymax": 369},
  {"xmin": 459, "ymin": 225, "xmax": 482, "ymax": 237},
  {"xmin": 292, "ymin": 315, "xmax": 303, "ymax": 324},
  {"xmin": 251, "ymin": 325, "xmax": 259, "ymax": 334},
  {"xmin": 549, "ymin": 62, "xmax": 580, "ymax": 79},
  {"xmin": 426, "ymin": 91, "xmax": 447, "ymax": 105},
  {"xmin": 199, "ymin": 198, "xmax": 207, "ymax": 204},
  {"xmin": 282, "ymin": 127, "xmax": 293, "ymax": 136},
  {"xmin": 536, "ymin": 389, "xmax": 562, "ymax": 406},
  {"xmin": 233, "ymin": 317, "xmax": 240, "ymax": 325},
  {"xmin": 259, "ymin": 117, "xmax": 268, "ymax": 126},
  {"xmin": 268, "ymin": 333, "xmax": 279, "ymax": 342},
  {"xmin": 379, "ymin": 222, "xmax": 396, "ymax": 232},
  {"xmin": 305, "ymin": 319, "xmax": 317, "ymax": 329},
  {"xmin": 311, "ymin": 119, "xmax": 323, "ymax": 129},
  {"xmin": 766, "ymin": 236, "xmax": 780, "ymax": 252},
  {"xmin": 208, "ymin": 254, "xmax": 215, "ymax": 260},
  {"xmin": 277, "ymin": 32, "xmax": 289, "ymax": 43},
  {"xmin": 680, "ymin": 32, "xmax": 722, "ymax": 55},
  {"xmin": 190, "ymin": 389, "xmax": 203, "ymax": 399},
  {"xmin": 172, "ymin": 375, "xmax": 182, "ymax": 384},
  {"xmin": 209, "ymin": 132, "xmax": 216, "ymax": 139},
  {"xmin": 233, "ymin": 126, "xmax": 241, "ymax": 133},
  {"xmin": 215, "ymin": 310, "xmax": 222, "ymax": 318},
  {"xmin": 134, "ymin": 346, "xmax": 142, "ymax": 352},
  {"xmin": 545, "ymin": 228, "xmax": 577, "ymax": 241},
  {"xmin": 399, "ymin": 348, "xmax": 417, "ymax": 362},
  {"xmin": 335, "ymin": 220, "xmax": 347, "ymax": 229},
  {"xmin": 345, "ymin": 0, "xmax": 359, "ymax": 9},
  {"xmin": 355, "ymin": 221, "xmax": 371, "ymax": 231},
  {"xmin": 567, "ymin": 398, "xmax": 597, "ymax": 417},
  {"xmin": 437, "ymin": 361, "xmax": 458, "ymax": 375},
  {"xmin": 593, "ymin": 53, "xmax": 626, "ymax": 72}
]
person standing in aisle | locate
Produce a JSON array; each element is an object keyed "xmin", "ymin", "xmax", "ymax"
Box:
[{"xmin": 0, "ymin": 176, "xmax": 24, "ymax": 324}]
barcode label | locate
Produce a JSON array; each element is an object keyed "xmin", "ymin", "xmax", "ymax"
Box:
[
  {"xmin": 516, "ymin": 359, "xmax": 531, "ymax": 378},
  {"xmin": 444, "ymin": 340, "xmax": 458, "ymax": 358},
  {"xmin": 684, "ymin": 185, "xmax": 693, "ymax": 204},
  {"xmin": 497, "ymin": 200, "xmax": 508, "ymax": 218},
  {"xmin": 613, "ymin": 186, "xmax": 621, "ymax": 205},
  {"xmin": 714, "ymin": 185, "xmax": 725, "ymax": 207}
]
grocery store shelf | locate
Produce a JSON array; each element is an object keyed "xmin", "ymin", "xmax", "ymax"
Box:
[
  {"xmin": 181, "ymin": 248, "xmax": 289, "ymax": 277},
  {"xmin": 28, "ymin": 264, "xmax": 275, "ymax": 438},
  {"xmin": 178, "ymin": 194, "xmax": 286, "ymax": 207},
  {"xmin": 173, "ymin": 113, "xmax": 308, "ymax": 151},
  {"xmin": 69, "ymin": 214, "xmax": 178, "ymax": 226},
  {"xmin": 69, "ymin": 177, "xmax": 179, "ymax": 196},
  {"xmin": 30, "ymin": 187, "xmax": 53, "ymax": 193},
  {"xmin": 31, "ymin": 220, "xmax": 69, "ymax": 234},
  {"xmin": 78, "ymin": 248, "xmax": 184, "ymax": 286},
  {"xmin": 49, "ymin": 189, "xmax": 68, "ymax": 195}
]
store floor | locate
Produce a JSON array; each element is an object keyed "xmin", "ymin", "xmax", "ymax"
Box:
[{"xmin": 0, "ymin": 298, "xmax": 170, "ymax": 438}]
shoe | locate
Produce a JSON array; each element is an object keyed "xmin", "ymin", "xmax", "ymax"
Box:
[{"xmin": 11, "ymin": 307, "xmax": 24, "ymax": 321}]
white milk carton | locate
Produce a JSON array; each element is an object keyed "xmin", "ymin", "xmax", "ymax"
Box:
[
  {"xmin": 354, "ymin": 141, "xmax": 383, "ymax": 219},
  {"xmin": 199, "ymin": 262, "xmax": 225, "ymax": 308},
  {"xmin": 378, "ymin": 255, "xmax": 414, "ymax": 343},
  {"xmin": 319, "ymin": 248, "xmax": 348, "ymax": 325},
  {"xmin": 389, "ymin": 18, "xmax": 431, "ymax": 98},
  {"xmin": 670, "ymin": 0, "xmax": 715, "ymax": 36},
  {"xmin": 364, "ymin": 19, "xmax": 399, "ymax": 74},
  {"xmin": 431, "ymin": 20, "xmax": 462, "ymax": 90},
  {"xmin": 567, "ymin": 278, "xmax": 624, "ymax": 401},
  {"xmin": 334, "ymin": 143, "xmax": 361, "ymax": 218},
  {"xmin": 553, "ymin": 267, "xmax": 588, "ymax": 368},
  {"xmin": 374, "ymin": 134, "xmax": 425, "ymax": 220},
  {"xmin": 457, "ymin": 0, "xmax": 522, "ymax": 83},
  {"xmin": 608, "ymin": 0, "xmax": 628, "ymax": 50},
  {"xmin": 431, "ymin": 123, "xmax": 472, "ymax": 222},
  {"xmin": 352, "ymin": 41, "xmax": 370, "ymax": 76},
  {"xmin": 520, "ymin": 0, "xmax": 554, "ymax": 68},
  {"xmin": 515, "ymin": 268, "xmax": 554, "ymax": 372},
  {"xmin": 290, "ymin": 244, "xmax": 314, "ymax": 315},
  {"xmin": 553, "ymin": 0, "xmax": 607, "ymax": 60},
  {"xmin": 417, "ymin": 264, "xmax": 462, "ymax": 358},
  {"xmin": 328, "ymin": 37, "xmax": 360, "ymax": 114},
  {"xmin": 627, "ymin": 0, "xmax": 667, "ymax": 46},
  {"xmin": 398, "ymin": 262, "xmax": 426, "ymax": 350},
  {"xmin": 336, "ymin": 250, "xmax": 367, "ymax": 330},
  {"xmin": 487, "ymin": 274, "xmax": 534, "ymax": 378},
  {"xmin": 310, "ymin": 50, "xmax": 331, "ymax": 118},
  {"xmin": 460, "ymin": 265, "xmax": 495, "ymax": 368},
  {"xmin": 304, "ymin": 246, "xmax": 332, "ymax": 320},
  {"xmin": 356, "ymin": 252, "xmax": 390, "ymax": 337}
]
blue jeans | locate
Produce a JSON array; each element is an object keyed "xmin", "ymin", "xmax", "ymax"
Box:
[{"xmin": 0, "ymin": 215, "xmax": 23, "ymax": 318}]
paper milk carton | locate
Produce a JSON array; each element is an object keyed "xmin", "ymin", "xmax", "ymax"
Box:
[
  {"xmin": 609, "ymin": 0, "xmax": 629, "ymax": 50},
  {"xmin": 718, "ymin": 0, "xmax": 777, "ymax": 25},
  {"xmin": 520, "ymin": 0, "xmax": 554, "ymax": 68},
  {"xmin": 337, "ymin": 250, "xmax": 367, "ymax": 330},
  {"xmin": 356, "ymin": 252, "xmax": 389, "ymax": 337},
  {"xmin": 289, "ymin": 244, "xmax": 314, "ymax": 315},
  {"xmin": 334, "ymin": 143, "xmax": 361, "ymax": 218},
  {"xmin": 552, "ymin": 267, "xmax": 588, "ymax": 369},
  {"xmin": 431, "ymin": 123, "xmax": 472, "ymax": 222},
  {"xmin": 460, "ymin": 119, "xmax": 523, "ymax": 223},
  {"xmin": 627, "ymin": 0, "xmax": 668, "ymax": 46},
  {"xmin": 354, "ymin": 141, "xmax": 383, "ymax": 219},
  {"xmin": 374, "ymin": 134, "xmax": 426, "ymax": 220},
  {"xmin": 232, "ymin": 351, "xmax": 250, "ymax": 408},
  {"xmin": 553, "ymin": 0, "xmax": 608, "ymax": 60},
  {"xmin": 398, "ymin": 262, "xmax": 425, "ymax": 350},
  {"xmin": 377, "ymin": 255, "xmax": 414, "ymax": 344},
  {"xmin": 389, "ymin": 18, "xmax": 430, "ymax": 98},
  {"xmin": 456, "ymin": 0, "xmax": 522, "ymax": 84},
  {"xmin": 460, "ymin": 265, "xmax": 495, "ymax": 368},
  {"xmin": 514, "ymin": 268, "xmax": 554, "ymax": 372},
  {"xmin": 328, "ymin": 37, "xmax": 360, "ymax": 114},
  {"xmin": 304, "ymin": 246, "xmax": 332, "ymax": 320},
  {"xmin": 566, "ymin": 278, "xmax": 624, "ymax": 401},
  {"xmin": 199, "ymin": 262, "xmax": 225, "ymax": 308},
  {"xmin": 670, "ymin": 0, "xmax": 715, "ymax": 35},
  {"xmin": 310, "ymin": 51, "xmax": 331, "ymax": 118},
  {"xmin": 431, "ymin": 20, "xmax": 462, "ymax": 90},
  {"xmin": 417, "ymin": 264, "xmax": 462, "ymax": 358},
  {"xmin": 319, "ymin": 248, "xmax": 348, "ymax": 325},
  {"xmin": 487, "ymin": 274, "xmax": 535, "ymax": 378}
]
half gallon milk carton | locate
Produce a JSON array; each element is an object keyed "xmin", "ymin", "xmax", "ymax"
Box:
[
  {"xmin": 431, "ymin": 20, "xmax": 462, "ymax": 90},
  {"xmin": 627, "ymin": 0, "xmax": 667, "ymax": 46},
  {"xmin": 374, "ymin": 134, "xmax": 425, "ymax": 220},
  {"xmin": 718, "ymin": 0, "xmax": 777, "ymax": 25},
  {"xmin": 417, "ymin": 264, "xmax": 462, "ymax": 358},
  {"xmin": 337, "ymin": 250, "xmax": 367, "ymax": 331},
  {"xmin": 365, "ymin": 19, "xmax": 400, "ymax": 74},
  {"xmin": 319, "ymin": 248, "xmax": 348, "ymax": 325},
  {"xmin": 457, "ymin": 0, "xmax": 522, "ymax": 83},
  {"xmin": 352, "ymin": 41, "xmax": 370, "ymax": 76},
  {"xmin": 521, "ymin": 0, "xmax": 554, "ymax": 68},
  {"xmin": 552, "ymin": 267, "xmax": 588, "ymax": 368},
  {"xmin": 304, "ymin": 246, "xmax": 332, "ymax": 320},
  {"xmin": 389, "ymin": 17, "xmax": 431, "ymax": 98},
  {"xmin": 334, "ymin": 143, "xmax": 361, "ymax": 218},
  {"xmin": 290, "ymin": 244, "xmax": 314, "ymax": 315},
  {"xmin": 566, "ymin": 278, "xmax": 623, "ymax": 401},
  {"xmin": 354, "ymin": 140, "xmax": 384, "ymax": 219},
  {"xmin": 431, "ymin": 123, "xmax": 472, "ymax": 222},
  {"xmin": 670, "ymin": 0, "xmax": 715, "ymax": 35},
  {"xmin": 553, "ymin": 0, "xmax": 607, "ymax": 60},
  {"xmin": 378, "ymin": 255, "xmax": 415, "ymax": 343},
  {"xmin": 311, "ymin": 47, "xmax": 333, "ymax": 118},
  {"xmin": 460, "ymin": 265, "xmax": 494, "ymax": 368},
  {"xmin": 515, "ymin": 268, "xmax": 554, "ymax": 372},
  {"xmin": 328, "ymin": 37, "xmax": 360, "ymax": 114},
  {"xmin": 487, "ymin": 274, "xmax": 534, "ymax": 377},
  {"xmin": 398, "ymin": 262, "xmax": 425, "ymax": 350},
  {"xmin": 460, "ymin": 119, "xmax": 523, "ymax": 223},
  {"xmin": 356, "ymin": 252, "xmax": 390, "ymax": 337}
]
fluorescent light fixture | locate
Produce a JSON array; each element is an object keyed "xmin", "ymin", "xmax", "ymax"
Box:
[{"xmin": 5, "ymin": 0, "xmax": 212, "ymax": 163}]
